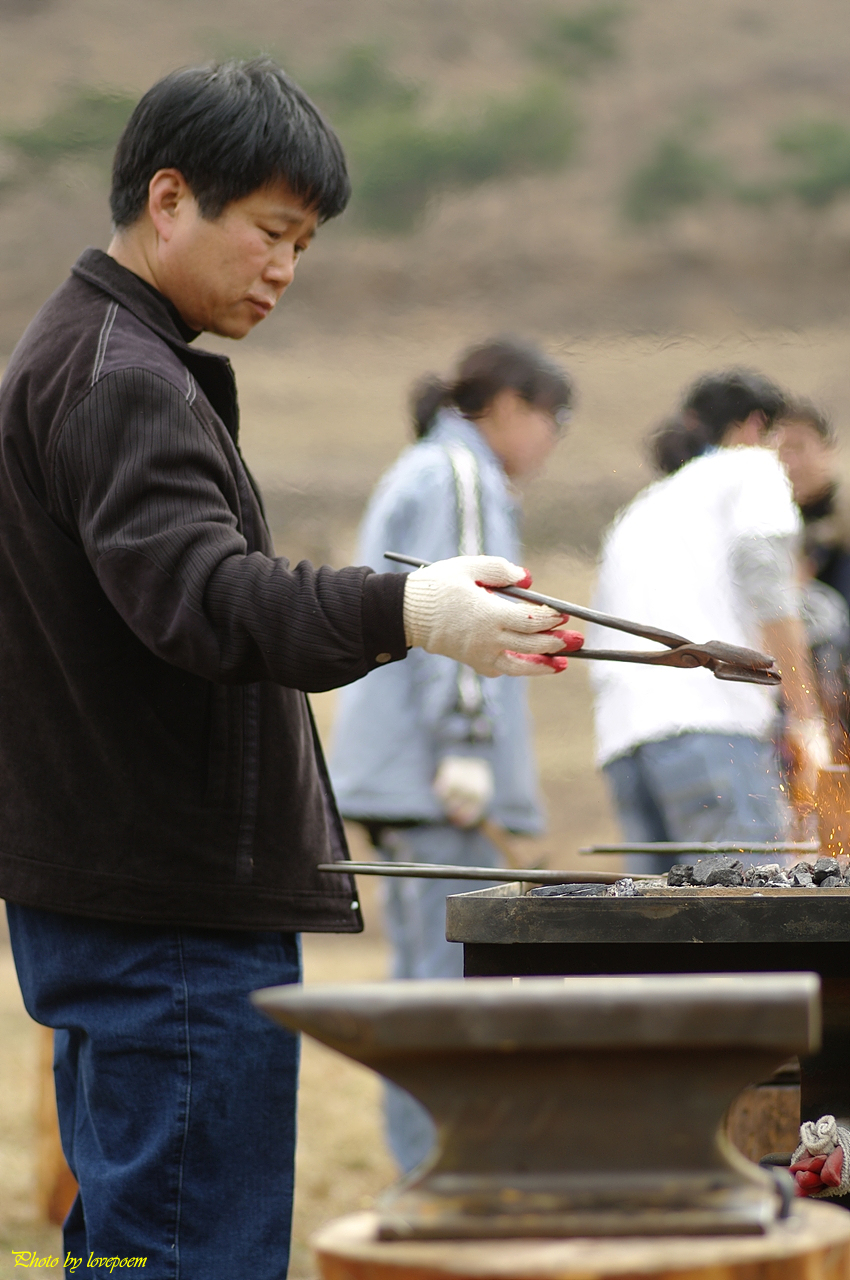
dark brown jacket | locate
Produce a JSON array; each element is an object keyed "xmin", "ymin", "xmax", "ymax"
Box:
[{"xmin": 0, "ymin": 249, "xmax": 407, "ymax": 930}]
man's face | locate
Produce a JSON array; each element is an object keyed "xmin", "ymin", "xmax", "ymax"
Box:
[
  {"xmin": 157, "ymin": 180, "xmax": 319, "ymax": 338},
  {"xmin": 777, "ymin": 418, "xmax": 835, "ymax": 506}
]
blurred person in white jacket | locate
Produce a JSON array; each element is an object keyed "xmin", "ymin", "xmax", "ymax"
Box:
[{"xmin": 588, "ymin": 371, "xmax": 830, "ymax": 873}]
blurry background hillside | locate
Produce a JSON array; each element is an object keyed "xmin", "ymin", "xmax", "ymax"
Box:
[
  {"xmin": 4, "ymin": 4, "xmax": 850, "ymax": 1271},
  {"xmin": 4, "ymin": 0, "xmax": 850, "ymax": 346}
]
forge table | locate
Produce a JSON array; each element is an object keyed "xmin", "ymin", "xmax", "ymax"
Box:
[{"xmin": 447, "ymin": 882, "xmax": 850, "ymax": 1181}]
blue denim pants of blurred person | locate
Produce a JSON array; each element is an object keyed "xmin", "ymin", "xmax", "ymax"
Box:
[
  {"xmin": 603, "ymin": 732, "xmax": 788, "ymax": 876},
  {"xmin": 6, "ymin": 903, "xmax": 300, "ymax": 1280},
  {"xmin": 378, "ymin": 823, "xmax": 501, "ymax": 1175}
]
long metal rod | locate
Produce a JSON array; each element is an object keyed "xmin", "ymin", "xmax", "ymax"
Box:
[
  {"xmin": 318, "ymin": 862, "xmax": 655, "ymax": 885},
  {"xmin": 581, "ymin": 844, "xmax": 819, "ymax": 855},
  {"xmin": 383, "ymin": 552, "xmax": 687, "ymax": 648}
]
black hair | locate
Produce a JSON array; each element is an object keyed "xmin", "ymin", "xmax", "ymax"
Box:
[
  {"xmin": 410, "ymin": 337, "xmax": 573, "ymax": 440},
  {"xmin": 779, "ymin": 399, "xmax": 836, "ymax": 446},
  {"xmin": 649, "ymin": 411, "xmax": 709, "ymax": 476},
  {"xmin": 681, "ymin": 368, "xmax": 787, "ymax": 446},
  {"xmin": 110, "ymin": 57, "xmax": 351, "ymax": 228}
]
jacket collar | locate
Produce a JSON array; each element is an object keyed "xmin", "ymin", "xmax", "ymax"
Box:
[
  {"xmin": 71, "ymin": 248, "xmax": 241, "ymax": 438},
  {"xmin": 71, "ymin": 248, "xmax": 205, "ymax": 351},
  {"xmin": 428, "ymin": 407, "xmax": 505, "ymax": 475}
]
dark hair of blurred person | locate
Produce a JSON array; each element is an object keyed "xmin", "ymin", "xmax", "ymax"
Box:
[
  {"xmin": 411, "ymin": 337, "xmax": 573, "ymax": 442},
  {"xmin": 110, "ymin": 57, "xmax": 351, "ymax": 228},
  {"xmin": 682, "ymin": 368, "xmax": 787, "ymax": 446},
  {"xmin": 778, "ymin": 399, "xmax": 850, "ymax": 614},
  {"xmin": 648, "ymin": 410, "xmax": 708, "ymax": 476},
  {"xmin": 777, "ymin": 402, "xmax": 850, "ymax": 760}
]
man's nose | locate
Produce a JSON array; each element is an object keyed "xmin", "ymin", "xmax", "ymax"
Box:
[{"xmin": 265, "ymin": 247, "xmax": 297, "ymax": 292}]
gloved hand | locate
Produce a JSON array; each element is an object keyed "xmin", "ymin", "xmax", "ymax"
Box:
[
  {"xmin": 403, "ymin": 556, "xmax": 584, "ymax": 678},
  {"xmin": 790, "ymin": 1114, "xmax": 850, "ymax": 1198},
  {"xmin": 433, "ymin": 756, "xmax": 494, "ymax": 827}
]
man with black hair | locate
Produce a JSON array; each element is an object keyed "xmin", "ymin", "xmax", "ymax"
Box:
[
  {"xmin": 588, "ymin": 369, "xmax": 829, "ymax": 871},
  {"xmin": 0, "ymin": 59, "xmax": 575, "ymax": 1278}
]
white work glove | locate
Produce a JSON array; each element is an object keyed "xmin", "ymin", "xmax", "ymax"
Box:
[
  {"xmin": 403, "ymin": 556, "xmax": 583, "ymax": 678},
  {"xmin": 434, "ymin": 756, "xmax": 494, "ymax": 827}
]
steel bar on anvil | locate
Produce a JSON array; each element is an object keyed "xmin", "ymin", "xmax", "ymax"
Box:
[
  {"xmin": 317, "ymin": 862, "xmax": 653, "ymax": 885},
  {"xmin": 580, "ymin": 843, "xmax": 820, "ymax": 856}
]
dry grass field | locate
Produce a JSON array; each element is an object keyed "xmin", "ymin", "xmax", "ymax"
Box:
[{"xmin": 2, "ymin": 320, "xmax": 850, "ymax": 1275}]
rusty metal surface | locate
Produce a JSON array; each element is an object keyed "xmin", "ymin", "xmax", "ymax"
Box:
[
  {"xmin": 446, "ymin": 884, "xmax": 850, "ymax": 946},
  {"xmin": 255, "ymin": 974, "xmax": 818, "ymax": 1239}
]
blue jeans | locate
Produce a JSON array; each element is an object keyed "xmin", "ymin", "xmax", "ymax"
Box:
[
  {"xmin": 378, "ymin": 824, "xmax": 500, "ymax": 1174},
  {"xmin": 604, "ymin": 732, "xmax": 788, "ymax": 874},
  {"xmin": 6, "ymin": 903, "xmax": 300, "ymax": 1280}
]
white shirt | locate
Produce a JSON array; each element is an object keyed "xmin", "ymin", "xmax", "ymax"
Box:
[{"xmin": 588, "ymin": 447, "xmax": 801, "ymax": 766}]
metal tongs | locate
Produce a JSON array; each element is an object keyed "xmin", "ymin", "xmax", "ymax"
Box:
[{"xmin": 385, "ymin": 552, "xmax": 780, "ymax": 686}]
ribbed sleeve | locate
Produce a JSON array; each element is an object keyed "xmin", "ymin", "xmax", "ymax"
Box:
[{"xmin": 53, "ymin": 369, "xmax": 406, "ymax": 690}]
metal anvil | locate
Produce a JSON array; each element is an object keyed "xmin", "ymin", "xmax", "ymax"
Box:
[{"xmin": 253, "ymin": 972, "xmax": 819, "ymax": 1239}]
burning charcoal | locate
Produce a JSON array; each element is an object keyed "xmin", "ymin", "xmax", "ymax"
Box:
[
  {"xmin": 667, "ymin": 864, "xmax": 694, "ymax": 887},
  {"xmin": 691, "ymin": 855, "xmax": 744, "ymax": 887},
  {"xmin": 528, "ymin": 883, "xmax": 608, "ymax": 897},
  {"xmin": 606, "ymin": 877, "xmax": 639, "ymax": 897},
  {"xmin": 812, "ymin": 857, "xmax": 840, "ymax": 885},
  {"xmin": 765, "ymin": 872, "xmax": 792, "ymax": 888},
  {"xmin": 819, "ymin": 874, "xmax": 843, "ymax": 889},
  {"xmin": 790, "ymin": 863, "xmax": 815, "ymax": 888}
]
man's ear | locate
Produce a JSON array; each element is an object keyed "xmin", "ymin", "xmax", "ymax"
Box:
[{"xmin": 147, "ymin": 169, "xmax": 192, "ymax": 242}]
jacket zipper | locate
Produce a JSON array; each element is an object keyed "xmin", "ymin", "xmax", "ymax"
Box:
[{"xmin": 231, "ymin": 433, "xmax": 262, "ymax": 886}]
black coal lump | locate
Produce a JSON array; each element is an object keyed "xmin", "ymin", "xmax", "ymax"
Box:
[
  {"xmin": 528, "ymin": 883, "xmax": 608, "ymax": 897},
  {"xmin": 790, "ymin": 862, "xmax": 814, "ymax": 887},
  {"xmin": 691, "ymin": 855, "xmax": 744, "ymax": 887},
  {"xmin": 820, "ymin": 874, "xmax": 843, "ymax": 888},
  {"xmin": 812, "ymin": 857, "xmax": 840, "ymax": 885},
  {"xmin": 667, "ymin": 864, "xmax": 694, "ymax": 887}
]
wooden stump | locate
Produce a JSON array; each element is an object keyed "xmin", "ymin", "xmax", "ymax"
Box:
[
  {"xmin": 313, "ymin": 1202, "xmax": 850, "ymax": 1280},
  {"xmin": 35, "ymin": 1027, "xmax": 77, "ymax": 1225},
  {"xmin": 726, "ymin": 1081, "xmax": 801, "ymax": 1162}
]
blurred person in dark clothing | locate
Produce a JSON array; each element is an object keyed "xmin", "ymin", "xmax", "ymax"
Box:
[
  {"xmin": 648, "ymin": 409, "xmax": 706, "ymax": 477},
  {"xmin": 779, "ymin": 402, "xmax": 850, "ymax": 761},
  {"xmin": 778, "ymin": 401, "xmax": 850, "ymax": 610},
  {"xmin": 0, "ymin": 59, "xmax": 575, "ymax": 1279}
]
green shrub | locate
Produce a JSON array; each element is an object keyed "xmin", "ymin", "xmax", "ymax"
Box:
[
  {"xmin": 623, "ymin": 133, "xmax": 727, "ymax": 223},
  {"xmin": 346, "ymin": 81, "xmax": 576, "ymax": 232},
  {"xmin": 307, "ymin": 44, "xmax": 419, "ymax": 116},
  {"xmin": 774, "ymin": 119, "xmax": 850, "ymax": 207},
  {"xmin": 529, "ymin": 3, "xmax": 625, "ymax": 78},
  {"xmin": 4, "ymin": 86, "xmax": 135, "ymax": 164}
]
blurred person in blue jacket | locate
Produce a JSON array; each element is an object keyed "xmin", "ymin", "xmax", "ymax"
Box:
[{"xmin": 330, "ymin": 337, "xmax": 575, "ymax": 1171}]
